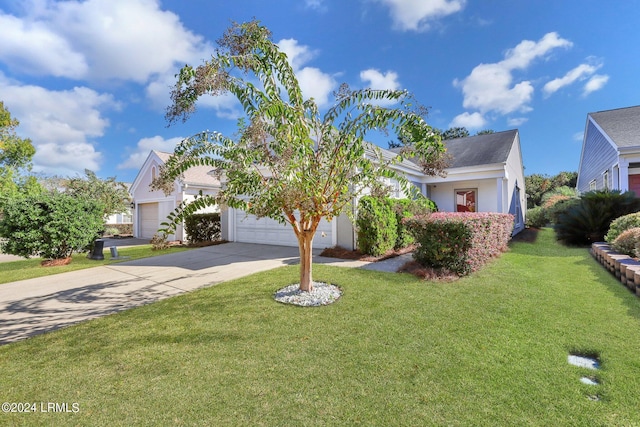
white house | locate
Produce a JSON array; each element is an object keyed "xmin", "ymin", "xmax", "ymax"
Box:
[
  {"xmin": 133, "ymin": 129, "xmax": 526, "ymax": 248},
  {"xmin": 130, "ymin": 150, "xmax": 221, "ymax": 240},
  {"xmin": 577, "ymin": 105, "xmax": 640, "ymax": 194}
]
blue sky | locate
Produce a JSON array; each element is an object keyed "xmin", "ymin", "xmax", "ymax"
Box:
[{"xmin": 1, "ymin": 0, "xmax": 638, "ymax": 183}]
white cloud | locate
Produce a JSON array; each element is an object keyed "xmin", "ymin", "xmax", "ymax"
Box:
[
  {"xmin": 278, "ymin": 38, "xmax": 319, "ymax": 70},
  {"xmin": 450, "ymin": 112, "xmax": 486, "ymax": 129},
  {"xmin": 276, "ymin": 38, "xmax": 336, "ymax": 106},
  {"xmin": 304, "ymin": 0, "xmax": 326, "ymax": 11},
  {"xmin": 583, "ymin": 74, "xmax": 609, "ymax": 96},
  {"xmin": 0, "ymin": 74, "xmax": 117, "ymax": 175},
  {"xmin": 507, "ymin": 117, "xmax": 528, "ymax": 127},
  {"xmin": 573, "ymin": 131, "xmax": 584, "ymax": 142},
  {"xmin": 119, "ymin": 135, "xmax": 184, "ymax": 170},
  {"xmin": 374, "ymin": 0, "xmax": 466, "ymax": 31},
  {"xmin": 360, "ymin": 69, "xmax": 401, "ymax": 90},
  {"xmin": 453, "ymin": 32, "xmax": 572, "ymax": 126},
  {"xmin": 0, "ymin": 11, "xmax": 88, "ymax": 78},
  {"xmin": 0, "ymin": 0, "xmax": 212, "ymax": 83},
  {"xmin": 359, "ymin": 69, "xmax": 402, "ymax": 106},
  {"xmin": 543, "ymin": 62, "xmax": 601, "ymax": 96}
]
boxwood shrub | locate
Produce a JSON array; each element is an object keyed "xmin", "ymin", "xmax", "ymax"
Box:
[
  {"xmin": 405, "ymin": 212, "xmax": 514, "ymax": 276},
  {"xmin": 356, "ymin": 196, "xmax": 397, "ymax": 256},
  {"xmin": 357, "ymin": 196, "xmax": 437, "ymax": 256},
  {"xmin": 605, "ymin": 212, "xmax": 640, "ymax": 243}
]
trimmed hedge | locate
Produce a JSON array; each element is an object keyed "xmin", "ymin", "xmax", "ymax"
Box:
[
  {"xmin": 405, "ymin": 212, "xmax": 514, "ymax": 276},
  {"xmin": 184, "ymin": 213, "xmax": 221, "ymax": 243}
]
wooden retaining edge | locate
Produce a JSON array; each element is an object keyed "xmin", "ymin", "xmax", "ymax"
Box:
[{"xmin": 591, "ymin": 242, "xmax": 640, "ymax": 297}]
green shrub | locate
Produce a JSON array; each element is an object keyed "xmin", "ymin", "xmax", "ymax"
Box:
[
  {"xmin": 184, "ymin": 212, "xmax": 221, "ymax": 243},
  {"xmin": 104, "ymin": 223, "xmax": 133, "ymax": 235},
  {"xmin": 390, "ymin": 197, "xmax": 436, "ymax": 250},
  {"xmin": 0, "ymin": 193, "xmax": 104, "ymax": 259},
  {"xmin": 605, "ymin": 212, "xmax": 640, "ymax": 243},
  {"xmin": 525, "ymin": 207, "xmax": 547, "ymax": 228},
  {"xmin": 545, "ymin": 198, "xmax": 580, "ymax": 224},
  {"xmin": 356, "ymin": 196, "xmax": 397, "ymax": 256},
  {"xmin": 104, "ymin": 227, "xmax": 121, "ymax": 236},
  {"xmin": 554, "ymin": 190, "xmax": 640, "ymax": 245},
  {"xmin": 611, "ymin": 227, "xmax": 640, "ymax": 256}
]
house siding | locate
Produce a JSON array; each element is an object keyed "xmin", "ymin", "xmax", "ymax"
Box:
[{"xmin": 577, "ymin": 120, "xmax": 619, "ymax": 193}]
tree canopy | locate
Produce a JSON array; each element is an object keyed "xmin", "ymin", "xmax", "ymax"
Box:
[
  {"xmin": 61, "ymin": 169, "xmax": 131, "ymax": 219},
  {"xmin": 0, "ymin": 102, "xmax": 39, "ymax": 199},
  {"xmin": 154, "ymin": 20, "xmax": 447, "ymax": 291}
]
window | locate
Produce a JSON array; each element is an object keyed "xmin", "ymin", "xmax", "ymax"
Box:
[
  {"xmin": 589, "ymin": 179, "xmax": 596, "ymax": 191},
  {"xmin": 603, "ymin": 170, "xmax": 609, "ymax": 189},
  {"xmin": 455, "ymin": 189, "xmax": 477, "ymax": 212}
]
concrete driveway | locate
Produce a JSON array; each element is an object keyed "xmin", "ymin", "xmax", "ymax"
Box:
[{"xmin": 0, "ymin": 242, "xmax": 367, "ymax": 345}]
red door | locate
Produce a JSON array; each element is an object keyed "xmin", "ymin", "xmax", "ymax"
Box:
[{"xmin": 629, "ymin": 175, "xmax": 640, "ymax": 196}]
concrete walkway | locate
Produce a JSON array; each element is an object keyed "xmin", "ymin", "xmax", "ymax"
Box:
[{"xmin": 0, "ymin": 243, "xmax": 371, "ymax": 345}]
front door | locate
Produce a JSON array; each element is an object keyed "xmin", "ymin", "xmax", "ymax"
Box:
[{"xmin": 629, "ymin": 175, "xmax": 640, "ymax": 196}]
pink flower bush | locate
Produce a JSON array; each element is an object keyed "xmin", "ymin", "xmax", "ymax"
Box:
[{"xmin": 405, "ymin": 212, "xmax": 514, "ymax": 276}]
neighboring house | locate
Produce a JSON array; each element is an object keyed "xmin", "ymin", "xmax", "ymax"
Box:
[
  {"xmin": 577, "ymin": 105, "xmax": 640, "ymax": 195},
  {"xmin": 133, "ymin": 130, "xmax": 526, "ymax": 248},
  {"xmin": 105, "ymin": 183, "xmax": 133, "ymax": 225},
  {"xmin": 130, "ymin": 151, "xmax": 221, "ymax": 240}
]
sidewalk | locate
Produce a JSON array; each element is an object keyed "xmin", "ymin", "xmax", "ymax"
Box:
[{"xmin": 0, "ymin": 243, "xmax": 370, "ymax": 345}]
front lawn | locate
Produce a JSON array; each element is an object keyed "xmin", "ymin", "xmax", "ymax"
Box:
[
  {"xmin": 0, "ymin": 245, "xmax": 193, "ymax": 285},
  {"xmin": 1, "ymin": 229, "xmax": 639, "ymax": 425}
]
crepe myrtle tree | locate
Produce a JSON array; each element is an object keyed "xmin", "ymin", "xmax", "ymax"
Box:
[{"xmin": 153, "ymin": 20, "xmax": 447, "ymax": 292}]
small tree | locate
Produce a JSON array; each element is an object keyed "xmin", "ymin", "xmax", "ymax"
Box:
[
  {"xmin": 0, "ymin": 193, "xmax": 104, "ymax": 260},
  {"xmin": 153, "ymin": 20, "xmax": 447, "ymax": 292},
  {"xmin": 0, "ymin": 101, "xmax": 40, "ymax": 207},
  {"xmin": 62, "ymin": 169, "xmax": 131, "ymax": 219}
]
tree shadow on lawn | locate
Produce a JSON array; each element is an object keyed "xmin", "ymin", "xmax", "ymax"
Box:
[{"xmin": 0, "ymin": 277, "xmax": 193, "ymax": 346}]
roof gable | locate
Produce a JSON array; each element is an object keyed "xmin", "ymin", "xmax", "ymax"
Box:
[
  {"xmin": 444, "ymin": 130, "xmax": 517, "ymax": 168},
  {"xmin": 152, "ymin": 150, "xmax": 221, "ymax": 187},
  {"xmin": 589, "ymin": 105, "xmax": 640, "ymax": 148}
]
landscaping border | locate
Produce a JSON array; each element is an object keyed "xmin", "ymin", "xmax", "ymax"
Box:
[{"xmin": 591, "ymin": 242, "xmax": 640, "ymax": 297}]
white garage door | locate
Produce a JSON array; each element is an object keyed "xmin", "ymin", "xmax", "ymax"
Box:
[
  {"xmin": 139, "ymin": 203, "xmax": 159, "ymax": 238},
  {"xmin": 234, "ymin": 211, "xmax": 333, "ymax": 249}
]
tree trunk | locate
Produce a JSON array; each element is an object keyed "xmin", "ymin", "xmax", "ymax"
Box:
[{"xmin": 298, "ymin": 231, "xmax": 315, "ymax": 292}]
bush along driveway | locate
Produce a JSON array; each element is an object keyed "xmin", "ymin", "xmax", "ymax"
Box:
[{"xmin": 1, "ymin": 229, "xmax": 639, "ymax": 425}]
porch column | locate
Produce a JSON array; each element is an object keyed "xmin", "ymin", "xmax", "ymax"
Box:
[
  {"xmin": 620, "ymin": 163, "xmax": 630, "ymax": 192},
  {"xmin": 496, "ymin": 178, "xmax": 504, "ymax": 213}
]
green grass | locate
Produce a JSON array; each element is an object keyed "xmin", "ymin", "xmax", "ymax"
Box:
[
  {"xmin": 0, "ymin": 245, "xmax": 193, "ymax": 284},
  {"xmin": 1, "ymin": 229, "xmax": 640, "ymax": 426}
]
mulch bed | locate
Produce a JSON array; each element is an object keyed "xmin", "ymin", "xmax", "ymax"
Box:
[
  {"xmin": 319, "ymin": 244, "xmax": 417, "ymax": 262},
  {"xmin": 41, "ymin": 257, "xmax": 72, "ymax": 267}
]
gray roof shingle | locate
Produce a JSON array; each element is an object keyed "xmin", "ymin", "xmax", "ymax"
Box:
[
  {"xmin": 589, "ymin": 105, "xmax": 640, "ymax": 148},
  {"xmin": 388, "ymin": 129, "xmax": 517, "ymax": 169}
]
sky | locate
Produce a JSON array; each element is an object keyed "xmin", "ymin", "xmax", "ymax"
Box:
[{"xmin": 1, "ymin": 0, "xmax": 639, "ymax": 184}]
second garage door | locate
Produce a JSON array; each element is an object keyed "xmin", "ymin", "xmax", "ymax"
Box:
[{"xmin": 234, "ymin": 210, "xmax": 334, "ymax": 249}]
